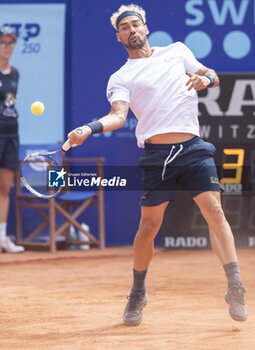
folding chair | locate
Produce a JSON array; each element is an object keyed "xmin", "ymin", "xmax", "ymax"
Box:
[{"xmin": 14, "ymin": 145, "xmax": 105, "ymax": 253}]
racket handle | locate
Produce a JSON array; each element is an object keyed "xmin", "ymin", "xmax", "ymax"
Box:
[{"xmin": 61, "ymin": 139, "xmax": 72, "ymax": 152}]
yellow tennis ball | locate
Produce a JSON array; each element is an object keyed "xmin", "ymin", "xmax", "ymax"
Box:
[{"xmin": 31, "ymin": 101, "xmax": 45, "ymax": 115}]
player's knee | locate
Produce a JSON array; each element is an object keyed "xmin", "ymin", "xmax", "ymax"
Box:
[
  {"xmin": 138, "ymin": 219, "xmax": 160, "ymax": 242},
  {"xmin": 205, "ymin": 203, "xmax": 225, "ymax": 223}
]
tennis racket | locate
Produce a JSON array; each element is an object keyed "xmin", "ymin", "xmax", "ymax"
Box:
[{"xmin": 19, "ymin": 128, "xmax": 83, "ymax": 199}]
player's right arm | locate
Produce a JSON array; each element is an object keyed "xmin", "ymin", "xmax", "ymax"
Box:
[
  {"xmin": 67, "ymin": 100, "xmax": 129, "ymax": 146},
  {"xmin": 97, "ymin": 100, "xmax": 129, "ymax": 132}
]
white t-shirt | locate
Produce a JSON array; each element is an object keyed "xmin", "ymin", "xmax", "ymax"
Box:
[{"xmin": 107, "ymin": 42, "xmax": 203, "ymax": 148}]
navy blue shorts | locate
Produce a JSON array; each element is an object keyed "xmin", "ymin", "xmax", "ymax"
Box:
[
  {"xmin": 0, "ymin": 134, "xmax": 19, "ymax": 171},
  {"xmin": 139, "ymin": 136, "xmax": 220, "ymax": 207}
]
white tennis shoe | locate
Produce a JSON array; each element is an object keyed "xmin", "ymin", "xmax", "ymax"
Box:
[
  {"xmin": 123, "ymin": 291, "xmax": 148, "ymax": 326},
  {"xmin": 225, "ymin": 284, "xmax": 248, "ymax": 321},
  {"xmin": 0, "ymin": 237, "xmax": 25, "ymax": 253}
]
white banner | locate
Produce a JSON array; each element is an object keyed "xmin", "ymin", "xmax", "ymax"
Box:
[{"xmin": 0, "ymin": 3, "xmax": 66, "ymax": 144}]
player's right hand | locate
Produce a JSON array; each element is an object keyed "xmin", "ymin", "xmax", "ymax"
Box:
[{"xmin": 67, "ymin": 126, "xmax": 91, "ymax": 146}]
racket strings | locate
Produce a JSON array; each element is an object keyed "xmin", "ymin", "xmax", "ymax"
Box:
[
  {"xmin": 28, "ymin": 155, "xmax": 53, "ymax": 172},
  {"xmin": 21, "ymin": 155, "xmax": 59, "ymax": 196}
]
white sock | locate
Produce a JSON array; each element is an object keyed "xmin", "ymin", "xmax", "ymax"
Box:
[{"xmin": 0, "ymin": 222, "xmax": 7, "ymax": 241}]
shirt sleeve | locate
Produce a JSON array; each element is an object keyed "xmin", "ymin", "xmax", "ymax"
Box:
[
  {"xmin": 177, "ymin": 42, "xmax": 203, "ymax": 74},
  {"xmin": 106, "ymin": 73, "xmax": 130, "ymax": 105}
]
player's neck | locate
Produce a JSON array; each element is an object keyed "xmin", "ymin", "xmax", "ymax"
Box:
[
  {"xmin": 0, "ymin": 59, "xmax": 11, "ymax": 74},
  {"xmin": 128, "ymin": 43, "xmax": 153, "ymax": 59}
]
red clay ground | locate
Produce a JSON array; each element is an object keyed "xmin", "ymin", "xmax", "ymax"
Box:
[{"xmin": 0, "ymin": 247, "xmax": 254, "ymax": 350}]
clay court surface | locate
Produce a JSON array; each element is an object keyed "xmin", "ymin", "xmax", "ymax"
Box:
[{"xmin": 0, "ymin": 247, "xmax": 254, "ymax": 350}]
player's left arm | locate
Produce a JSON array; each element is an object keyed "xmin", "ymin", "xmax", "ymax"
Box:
[{"xmin": 186, "ymin": 65, "xmax": 219, "ymax": 91}]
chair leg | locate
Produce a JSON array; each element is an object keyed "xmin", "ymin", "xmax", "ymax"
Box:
[
  {"xmin": 63, "ymin": 201, "xmax": 72, "ymax": 249},
  {"xmin": 15, "ymin": 198, "xmax": 23, "ymax": 245},
  {"xmin": 49, "ymin": 198, "xmax": 56, "ymax": 253},
  {"xmin": 98, "ymin": 191, "xmax": 105, "ymax": 249}
]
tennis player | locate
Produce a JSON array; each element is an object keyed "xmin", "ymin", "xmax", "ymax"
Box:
[{"xmin": 68, "ymin": 4, "xmax": 248, "ymax": 326}]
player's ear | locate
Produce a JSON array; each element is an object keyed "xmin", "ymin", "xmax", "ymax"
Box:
[
  {"xmin": 116, "ymin": 32, "xmax": 121, "ymax": 42},
  {"xmin": 145, "ymin": 25, "xmax": 149, "ymax": 35}
]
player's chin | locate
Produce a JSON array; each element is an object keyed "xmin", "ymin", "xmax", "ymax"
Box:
[{"xmin": 128, "ymin": 40, "xmax": 144, "ymax": 50}]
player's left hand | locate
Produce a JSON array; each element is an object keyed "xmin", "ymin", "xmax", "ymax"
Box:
[{"xmin": 186, "ymin": 72, "xmax": 210, "ymax": 91}]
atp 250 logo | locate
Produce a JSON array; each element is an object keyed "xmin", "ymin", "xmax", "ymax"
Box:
[{"xmin": 2, "ymin": 23, "xmax": 41, "ymax": 54}]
